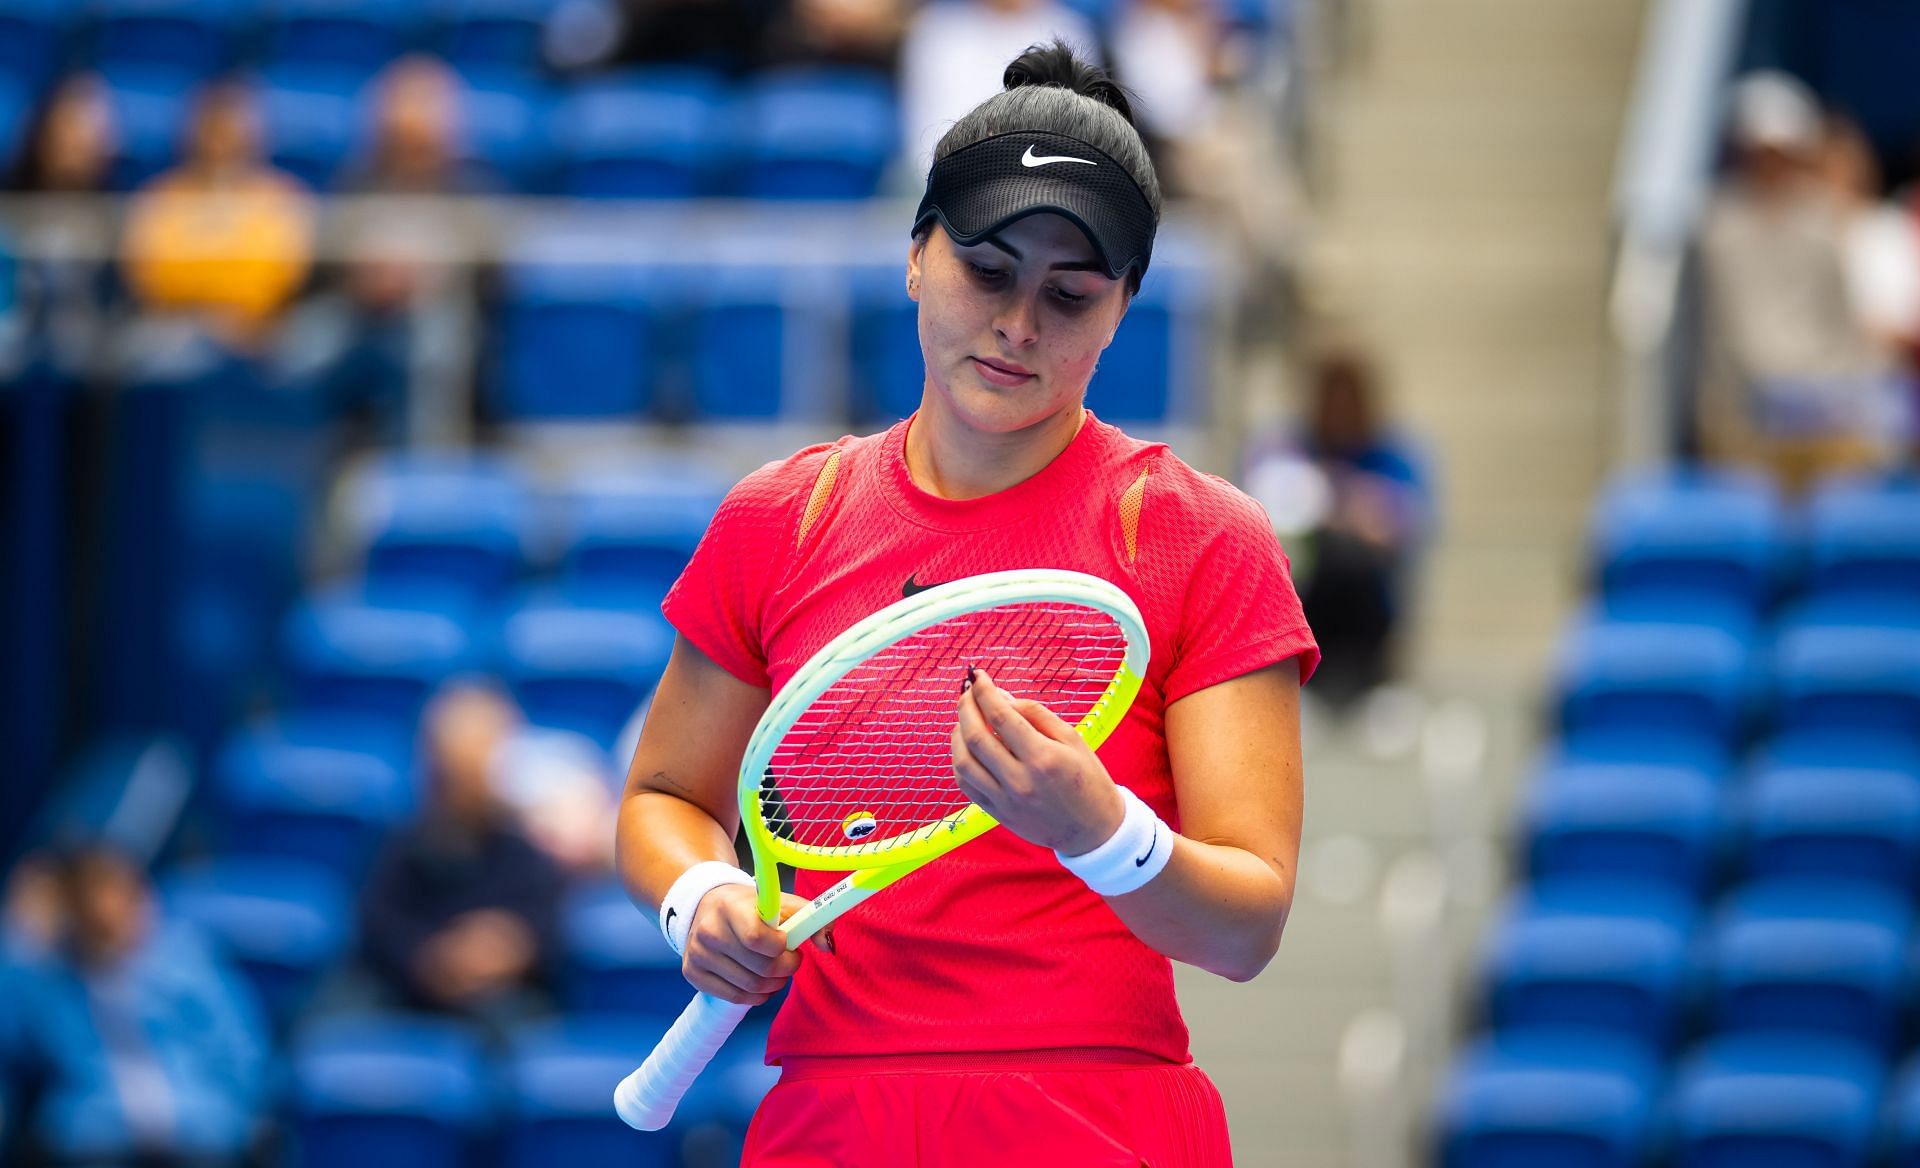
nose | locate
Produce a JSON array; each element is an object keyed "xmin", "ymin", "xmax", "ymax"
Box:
[{"xmin": 992, "ymin": 292, "xmax": 1039, "ymax": 350}]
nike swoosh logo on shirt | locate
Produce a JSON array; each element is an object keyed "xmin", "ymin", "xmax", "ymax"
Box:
[
  {"xmin": 903, "ymin": 574, "xmax": 946, "ymax": 598},
  {"xmin": 1022, "ymin": 144, "xmax": 1096, "ymax": 168}
]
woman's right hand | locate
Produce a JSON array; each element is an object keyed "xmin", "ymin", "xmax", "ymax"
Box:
[{"xmin": 681, "ymin": 883, "xmax": 805, "ymax": 1005}]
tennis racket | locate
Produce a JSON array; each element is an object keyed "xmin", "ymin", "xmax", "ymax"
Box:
[{"xmin": 613, "ymin": 568, "xmax": 1149, "ymax": 1130}]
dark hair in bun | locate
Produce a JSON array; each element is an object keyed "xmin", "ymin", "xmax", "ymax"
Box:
[
  {"xmin": 922, "ymin": 37, "xmax": 1162, "ymax": 288},
  {"xmin": 1002, "ymin": 38, "xmax": 1139, "ymax": 127}
]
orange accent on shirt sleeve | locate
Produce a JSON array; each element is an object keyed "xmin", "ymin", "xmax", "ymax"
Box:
[{"xmin": 796, "ymin": 448, "xmax": 843, "ymax": 547}]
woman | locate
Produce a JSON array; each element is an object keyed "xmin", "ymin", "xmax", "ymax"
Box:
[{"xmin": 617, "ymin": 40, "xmax": 1318, "ymax": 1164}]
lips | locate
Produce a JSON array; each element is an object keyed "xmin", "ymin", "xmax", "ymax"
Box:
[{"xmin": 971, "ymin": 356, "xmax": 1035, "ymax": 386}]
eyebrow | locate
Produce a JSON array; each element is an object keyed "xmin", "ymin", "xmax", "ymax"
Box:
[{"xmin": 980, "ymin": 235, "xmax": 1110, "ymax": 274}]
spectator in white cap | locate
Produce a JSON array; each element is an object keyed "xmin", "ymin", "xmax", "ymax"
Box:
[{"xmin": 1695, "ymin": 70, "xmax": 1905, "ymax": 491}]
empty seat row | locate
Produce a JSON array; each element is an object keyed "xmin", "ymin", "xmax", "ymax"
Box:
[
  {"xmin": 1482, "ymin": 874, "xmax": 1917, "ymax": 1056},
  {"xmin": 1555, "ymin": 609, "xmax": 1920, "ymax": 760},
  {"xmin": 1590, "ymin": 468, "xmax": 1920, "ymax": 627},
  {"xmin": 287, "ymin": 1010, "xmax": 772, "ymax": 1168},
  {"xmin": 1522, "ymin": 755, "xmax": 1920, "ymax": 898},
  {"xmin": 1438, "ymin": 1028, "xmax": 1910, "ymax": 1168}
]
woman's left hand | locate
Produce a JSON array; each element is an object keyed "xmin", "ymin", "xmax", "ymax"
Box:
[{"xmin": 951, "ymin": 668, "xmax": 1125, "ymax": 855}]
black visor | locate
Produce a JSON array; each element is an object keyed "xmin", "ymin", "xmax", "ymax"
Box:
[{"xmin": 913, "ymin": 130, "xmax": 1157, "ymax": 284}]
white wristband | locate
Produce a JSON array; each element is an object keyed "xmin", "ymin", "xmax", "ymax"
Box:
[
  {"xmin": 1056, "ymin": 786, "xmax": 1173, "ymax": 897},
  {"xmin": 659, "ymin": 860, "xmax": 755, "ymax": 955}
]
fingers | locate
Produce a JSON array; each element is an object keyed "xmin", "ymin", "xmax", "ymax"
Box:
[
  {"xmin": 684, "ymin": 949, "xmax": 789, "ymax": 1005},
  {"xmin": 966, "ymin": 670, "xmax": 1054, "ymax": 756},
  {"xmin": 684, "ymin": 884, "xmax": 800, "ymax": 1004},
  {"xmin": 1012, "ymin": 697, "xmax": 1079, "ymax": 744}
]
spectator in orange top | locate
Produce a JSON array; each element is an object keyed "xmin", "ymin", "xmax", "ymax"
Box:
[{"xmin": 119, "ymin": 79, "xmax": 315, "ymax": 353}]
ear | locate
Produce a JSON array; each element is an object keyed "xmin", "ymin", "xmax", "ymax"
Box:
[{"xmin": 906, "ymin": 235, "xmax": 927, "ymax": 301}]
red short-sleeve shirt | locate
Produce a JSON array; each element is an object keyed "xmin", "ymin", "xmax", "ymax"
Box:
[{"xmin": 662, "ymin": 410, "xmax": 1318, "ymax": 1065}]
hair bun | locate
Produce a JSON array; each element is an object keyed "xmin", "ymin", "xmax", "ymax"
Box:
[{"xmin": 1003, "ymin": 38, "xmax": 1137, "ymax": 127}]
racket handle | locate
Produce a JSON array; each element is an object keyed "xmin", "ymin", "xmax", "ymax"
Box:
[{"xmin": 614, "ymin": 992, "xmax": 753, "ymax": 1131}]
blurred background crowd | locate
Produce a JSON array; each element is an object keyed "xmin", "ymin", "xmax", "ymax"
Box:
[{"xmin": 1, "ymin": 0, "xmax": 1917, "ymax": 1164}]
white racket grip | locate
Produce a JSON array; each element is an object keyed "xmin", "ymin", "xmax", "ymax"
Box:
[{"xmin": 613, "ymin": 992, "xmax": 753, "ymax": 1130}]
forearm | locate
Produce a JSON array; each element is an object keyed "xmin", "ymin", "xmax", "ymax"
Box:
[
  {"xmin": 1101, "ymin": 835, "xmax": 1293, "ymax": 982},
  {"xmin": 614, "ymin": 787, "xmax": 741, "ymax": 915}
]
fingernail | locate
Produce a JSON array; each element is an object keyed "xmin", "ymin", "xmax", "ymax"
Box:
[{"xmin": 962, "ymin": 665, "xmax": 976, "ymax": 692}]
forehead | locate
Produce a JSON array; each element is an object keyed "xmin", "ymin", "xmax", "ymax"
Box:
[{"xmin": 970, "ymin": 212, "xmax": 1102, "ymax": 258}]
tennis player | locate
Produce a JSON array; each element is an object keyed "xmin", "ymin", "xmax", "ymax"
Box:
[{"xmin": 617, "ymin": 40, "xmax": 1320, "ymax": 1165}]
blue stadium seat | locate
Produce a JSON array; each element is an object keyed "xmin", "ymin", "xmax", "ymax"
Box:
[
  {"xmin": 1662, "ymin": 1032, "xmax": 1886, "ymax": 1168},
  {"xmin": 452, "ymin": 73, "xmax": 552, "ymax": 192},
  {"xmin": 557, "ymin": 470, "xmax": 720, "ymax": 605},
  {"xmin": 1521, "ymin": 762, "xmax": 1726, "ymax": 896},
  {"xmin": 1544, "ymin": 733, "xmax": 1735, "ymax": 778},
  {"xmin": 1555, "ymin": 619, "xmax": 1755, "ymax": 758},
  {"xmin": 848, "ymin": 264, "xmax": 922, "ymax": 423},
  {"xmin": 281, "ymin": 589, "xmax": 479, "ymax": 727},
  {"xmin": 1757, "ymin": 726, "xmax": 1920, "ymax": 776},
  {"xmin": 1883, "ymin": 1053, "xmax": 1920, "ymax": 1168},
  {"xmin": 560, "ymin": 880, "xmax": 684, "ymax": 1014},
  {"xmin": 501, "ymin": 1016, "xmax": 681, "ymax": 1166},
  {"xmin": 99, "ymin": 67, "xmax": 195, "ymax": 192},
  {"xmin": 437, "ymin": 0, "xmax": 554, "ymax": 75},
  {"xmin": 159, "ymin": 856, "xmax": 350, "ymax": 1029},
  {"xmin": 1807, "ymin": 474, "xmax": 1920, "ymax": 603},
  {"xmin": 735, "ymin": 69, "xmax": 896, "ymax": 200},
  {"xmin": 1772, "ymin": 620, "xmax": 1920, "ymax": 750},
  {"xmin": 1589, "ymin": 468, "xmax": 1784, "ymax": 622},
  {"xmin": 91, "ymin": 0, "xmax": 242, "ymax": 76},
  {"xmin": 691, "ymin": 265, "xmax": 786, "ymax": 419},
  {"xmin": 1701, "ymin": 877, "xmax": 1911, "ymax": 1053},
  {"xmin": 290, "ymin": 1013, "xmax": 485, "ymax": 1168},
  {"xmin": 500, "ymin": 598, "xmax": 674, "ymax": 748},
  {"xmin": 0, "ymin": 0, "xmax": 72, "ymax": 93},
  {"xmin": 1094, "ymin": 278, "xmax": 1173, "ymax": 423},
  {"xmin": 1434, "ymin": 1028, "xmax": 1662, "ymax": 1168},
  {"xmin": 344, "ymin": 452, "xmax": 530, "ymax": 608},
  {"xmin": 556, "ymin": 70, "xmax": 725, "ymax": 199},
  {"xmin": 211, "ymin": 711, "xmax": 416, "ymax": 877},
  {"xmin": 494, "ymin": 259, "xmax": 657, "ymax": 419},
  {"xmin": 267, "ymin": 0, "xmax": 422, "ymax": 76},
  {"xmin": 1480, "ymin": 897, "xmax": 1693, "ymax": 1054},
  {"xmin": 259, "ymin": 66, "xmax": 369, "ymax": 190},
  {"xmin": 1739, "ymin": 765, "xmax": 1920, "ymax": 892}
]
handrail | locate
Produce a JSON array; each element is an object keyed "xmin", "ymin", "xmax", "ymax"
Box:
[{"xmin": 1608, "ymin": 0, "xmax": 1750, "ymax": 466}]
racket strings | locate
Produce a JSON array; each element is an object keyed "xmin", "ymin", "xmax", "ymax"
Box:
[{"xmin": 761, "ymin": 601, "xmax": 1127, "ymax": 857}]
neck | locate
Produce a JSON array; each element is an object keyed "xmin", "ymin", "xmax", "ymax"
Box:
[{"xmin": 905, "ymin": 392, "xmax": 1085, "ymax": 500}]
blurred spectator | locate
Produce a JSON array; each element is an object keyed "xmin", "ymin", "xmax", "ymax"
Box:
[
  {"xmin": 2, "ymin": 841, "xmax": 268, "ymax": 1166},
  {"xmin": 1108, "ymin": 0, "xmax": 1306, "ymax": 349},
  {"xmin": 1696, "ymin": 72, "xmax": 1906, "ymax": 492},
  {"xmin": 488, "ymin": 724, "xmax": 620, "ymax": 875},
  {"xmin": 761, "ymin": 0, "xmax": 907, "ymax": 73},
  {"xmin": 357, "ymin": 683, "xmax": 567, "ymax": 1029},
  {"xmin": 1822, "ymin": 115, "xmax": 1920, "ymax": 369},
  {"xmin": 1243, "ymin": 349, "xmax": 1432, "ymax": 710},
  {"xmin": 899, "ymin": 0, "xmax": 1102, "ymax": 182},
  {"xmin": 119, "ymin": 79, "xmax": 315, "ymax": 355},
  {"xmin": 3, "ymin": 73, "xmax": 122, "ymax": 384},
  {"xmin": 4, "ymin": 73, "xmax": 118, "ymax": 195},
  {"xmin": 2, "ymin": 851, "xmax": 65, "ymax": 963},
  {"xmin": 288, "ymin": 55, "xmax": 496, "ymax": 441},
  {"xmin": 544, "ymin": 0, "xmax": 775, "ymax": 76}
]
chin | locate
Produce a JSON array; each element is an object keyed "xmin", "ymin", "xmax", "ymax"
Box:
[{"xmin": 934, "ymin": 369, "xmax": 1079, "ymax": 434}]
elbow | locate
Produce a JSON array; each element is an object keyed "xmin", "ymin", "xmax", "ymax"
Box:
[{"xmin": 1210, "ymin": 883, "xmax": 1294, "ymax": 983}]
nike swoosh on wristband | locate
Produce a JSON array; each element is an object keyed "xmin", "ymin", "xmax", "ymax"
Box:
[
  {"xmin": 1134, "ymin": 831, "xmax": 1157, "ymax": 868},
  {"xmin": 1021, "ymin": 144, "xmax": 1096, "ymax": 168},
  {"xmin": 663, "ymin": 907, "xmax": 678, "ymax": 937}
]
